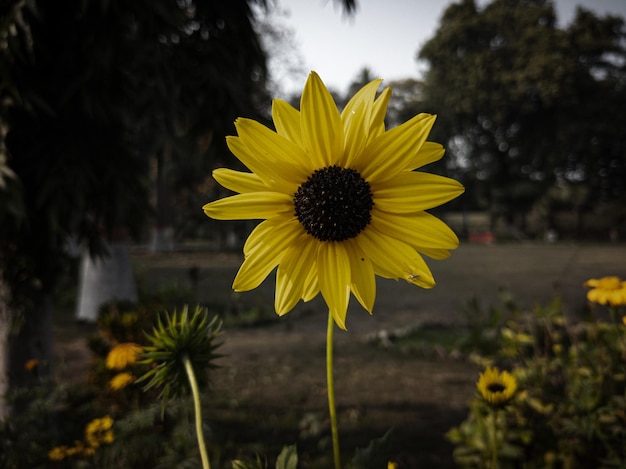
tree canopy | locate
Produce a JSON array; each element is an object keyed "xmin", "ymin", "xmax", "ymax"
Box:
[
  {"xmin": 418, "ymin": 0, "xmax": 626, "ymax": 236},
  {"xmin": 0, "ymin": 0, "xmax": 273, "ymax": 395},
  {"xmin": 0, "ymin": 0, "xmax": 270, "ymax": 308}
]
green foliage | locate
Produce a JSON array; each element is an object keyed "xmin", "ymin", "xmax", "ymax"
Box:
[
  {"xmin": 448, "ymin": 296, "xmax": 626, "ymax": 468},
  {"xmin": 0, "ymin": 378, "xmax": 106, "ymax": 468},
  {"xmin": 419, "ymin": 0, "xmax": 626, "ymax": 234},
  {"xmin": 274, "ymin": 445, "xmax": 298, "ymax": 469},
  {"xmin": 230, "ymin": 444, "xmax": 297, "ymax": 469},
  {"xmin": 96, "ymin": 400, "xmax": 202, "ymax": 469},
  {"xmin": 97, "ymin": 300, "xmax": 160, "ymax": 345},
  {"xmin": 348, "ymin": 429, "xmax": 394, "ymax": 469},
  {"xmin": 1, "ymin": 298, "xmax": 226, "ymax": 467}
]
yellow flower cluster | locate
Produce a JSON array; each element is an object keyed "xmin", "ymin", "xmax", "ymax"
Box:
[
  {"xmin": 105, "ymin": 342, "xmax": 142, "ymax": 370},
  {"xmin": 48, "ymin": 442, "xmax": 94, "ymax": 460},
  {"xmin": 584, "ymin": 276, "xmax": 626, "ymax": 307},
  {"xmin": 85, "ymin": 415, "xmax": 115, "ymax": 448},
  {"xmin": 477, "ymin": 367, "xmax": 517, "ymax": 406},
  {"xmin": 105, "ymin": 342, "xmax": 141, "ymax": 390},
  {"xmin": 48, "ymin": 416, "xmax": 114, "ymax": 461}
]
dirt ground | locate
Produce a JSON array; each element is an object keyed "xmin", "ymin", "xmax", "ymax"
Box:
[
  {"xmin": 207, "ymin": 319, "xmax": 478, "ymax": 468},
  {"xmin": 54, "ymin": 242, "xmax": 626, "ymax": 468}
]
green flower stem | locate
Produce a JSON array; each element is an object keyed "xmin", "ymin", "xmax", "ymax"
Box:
[
  {"xmin": 182, "ymin": 353, "xmax": 211, "ymax": 469},
  {"xmin": 488, "ymin": 410, "xmax": 499, "ymax": 469},
  {"xmin": 327, "ymin": 312, "xmax": 341, "ymax": 469}
]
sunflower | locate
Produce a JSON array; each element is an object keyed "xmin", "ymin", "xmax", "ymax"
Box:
[
  {"xmin": 584, "ymin": 276, "xmax": 626, "ymax": 307},
  {"xmin": 477, "ymin": 367, "xmax": 517, "ymax": 406},
  {"xmin": 105, "ymin": 342, "xmax": 142, "ymax": 370},
  {"xmin": 203, "ymin": 72, "xmax": 464, "ymax": 330}
]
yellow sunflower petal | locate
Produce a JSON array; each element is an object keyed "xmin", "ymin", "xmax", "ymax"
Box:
[
  {"xmin": 272, "ymin": 98, "xmax": 302, "ymax": 146},
  {"xmin": 358, "ymin": 229, "xmax": 435, "ymax": 288},
  {"xmin": 369, "ymin": 86, "xmax": 391, "ymax": 140},
  {"xmin": 243, "ymin": 218, "xmax": 300, "ymax": 256},
  {"xmin": 317, "ymin": 242, "xmax": 351, "ymax": 330},
  {"xmin": 235, "ymin": 118, "xmax": 310, "ymax": 182},
  {"xmin": 226, "ymin": 136, "xmax": 295, "ymax": 193},
  {"xmin": 301, "ymin": 72, "xmax": 343, "ymax": 168},
  {"xmin": 233, "ymin": 221, "xmax": 301, "ymax": 291},
  {"xmin": 212, "ymin": 168, "xmax": 266, "ymax": 193},
  {"xmin": 404, "ymin": 141, "xmax": 446, "ymax": 171},
  {"xmin": 345, "ymin": 239, "xmax": 376, "ymax": 313},
  {"xmin": 373, "ymin": 172, "xmax": 465, "ymax": 212},
  {"xmin": 414, "ymin": 247, "xmax": 452, "ymax": 260},
  {"xmin": 302, "ymin": 255, "xmax": 320, "ymax": 302},
  {"xmin": 370, "ymin": 209, "xmax": 459, "ymax": 250},
  {"xmin": 342, "ymin": 79, "xmax": 382, "ymax": 167},
  {"xmin": 275, "ymin": 238, "xmax": 317, "ymax": 315},
  {"xmin": 357, "ymin": 113, "xmax": 436, "ymax": 180},
  {"xmin": 341, "ymin": 78, "xmax": 381, "ymax": 121},
  {"xmin": 203, "ymin": 192, "xmax": 293, "ymax": 220},
  {"xmin": 584, "ymin": 278, "xmax": 601, "ymax": 287}
]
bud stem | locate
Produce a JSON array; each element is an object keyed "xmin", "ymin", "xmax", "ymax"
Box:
[{"xmin": 183, "ymin": 353, "xmax": 211, "ymax": 469}]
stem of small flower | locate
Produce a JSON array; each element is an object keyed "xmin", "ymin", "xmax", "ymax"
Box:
[
  {"xmin": 488, "ymin": 409, "xmax": 499, "ymax": 469},
  {"xmin": 182, "ymin": 353, "xmax": 211, "ymax": 469},
  {"xmin": 327, "ymin": 312, "xmax": 341, "ymax": 469}
]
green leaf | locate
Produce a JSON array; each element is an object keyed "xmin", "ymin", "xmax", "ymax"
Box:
[{"xmin": 275, "ymin": 445, "xmax": 298, "ymax": 469}]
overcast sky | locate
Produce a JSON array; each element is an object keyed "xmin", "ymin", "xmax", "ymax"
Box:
[{"xmin": 273, "ymin": 0, "xmax": 626, "ymax": 95}]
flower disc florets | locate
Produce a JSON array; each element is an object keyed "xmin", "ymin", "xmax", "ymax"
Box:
[
  {"xmin": 294, "ymin": 165, "xmax": 373, "ymax": 241},
  {"xmin": 477, "ymin": 367, "xmax": 517, "ymax": 407}
]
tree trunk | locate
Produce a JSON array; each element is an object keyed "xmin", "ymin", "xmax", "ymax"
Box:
[
  {"xmin": 150, "ymin": 145, "xmax": 174, "ymax": 252},
  {"xmin": 0, "ymin": 274, "xmax": 11, "ymax": 421},
  {"xmin": 6, "ymin": 293, "xmax": 54, "ymax": 417}
]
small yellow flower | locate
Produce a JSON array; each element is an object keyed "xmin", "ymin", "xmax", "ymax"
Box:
[
  {"xmin": 24, "ymin": 358, "xmax": 39, "ymax": 371},
  {"xmin": 388, "ymin": 462, "xmax": 399, "ymax": 469},
  {"xmin": 121, "ymin": 311, "xmax": 139, "ymax": 327},
  {"xmin": 477, "ymin": 367, "xmax": 517, "ymax": 406},
  {"xmin": 48, "ymin": 446, "xmax": 68, "ymax": 461},
  {"xmin": 105, "ymin": 342, "xmax": 142, "ymax": 370},
  {"xmin": 584, "ymin": 276, "xmax": 626, "ymax": 306},
  {"xmin": 85, "ymin": 416, "xmax": 114, "ymax": 448},
  {"xmin": 81, "ymin": 445, "xmax": 96, "ymax": 457},
  {"xmin": 65, "ymin": 442, "xmax": 85, "ymax": 457},
  {"xmin": 203, "ymin": 71, "xmax": 464, "ymax": 330},
  {"xmin": 109, "ymin": 371, "xmax": 135, "ymax": 391}
]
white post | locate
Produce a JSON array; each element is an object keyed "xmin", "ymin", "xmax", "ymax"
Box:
[{"xmin": 75, "ymin": 243, "xmax": 138, "ymax": 322}]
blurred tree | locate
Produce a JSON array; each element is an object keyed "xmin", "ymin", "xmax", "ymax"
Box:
[
  {"xmin": 254, "ymin": 1, "xmax": 307, "ymax": 99},
  {"xmin": 385, "ymin": 77, "xmax": 424, "ymax": 128},
  {"xmin": 418, "ymin": 0, "xmax": 626, "ymax": 237},
  {"xmin": 0, "ymin": 0, "xmax": 269, "ymax": 415}
]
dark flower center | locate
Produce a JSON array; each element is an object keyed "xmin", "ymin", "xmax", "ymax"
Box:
[
  {"xmin": 294, "ymin": 165, "xmax": 373, "ymax": 242},
  {"xmin": 487, "ymin": 383, "xmax": 506, "ymax": 393}
]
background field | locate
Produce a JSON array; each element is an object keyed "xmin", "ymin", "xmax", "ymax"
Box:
[{"xmin": 55, "ymin": 242, "xmax": 626, "ymax": 468}]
